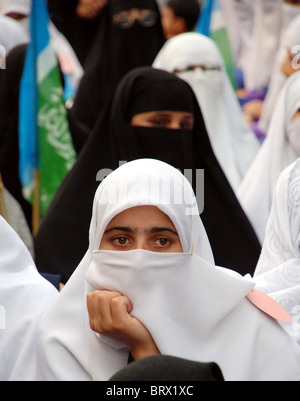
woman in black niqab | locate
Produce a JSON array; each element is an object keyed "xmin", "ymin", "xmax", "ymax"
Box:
[
  {"xmin": 68, "ymin": 0, "xmax": 166, "ymax": 153},
  {"xmin": 35, "ymin": 67, "xmax": 261, "ymax": 283}
]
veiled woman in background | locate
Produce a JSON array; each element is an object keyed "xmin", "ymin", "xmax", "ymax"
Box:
[
  {"xmin": 153, "ymin": 32, "xmax": 260, "ymax": 192},
  {"xmin": 68, "ymin": 0, "xmax": 165, "ymax": 153}
]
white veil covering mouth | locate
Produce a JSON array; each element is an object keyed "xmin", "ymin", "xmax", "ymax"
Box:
[
  {"xmin": 153, "ymin": 33, "xmax": 260, "ymax": 192},
  {"xmin": 259, "ymin": 14, "xmax": 300, "ymax": 134},
  {"xmin": 36, "ymin": 159, "xmax": 300, "ymax": 382},
  {"xmin": 254, "ymin": 159, "xmax": 300, "ymax": 344},
  {"xmin": 237, "ymin": 71, "xmax": 300, "ymax": 245},
  {"xmin": 0, "ymin": 216, "xmax": 58, "ymax": 381}
]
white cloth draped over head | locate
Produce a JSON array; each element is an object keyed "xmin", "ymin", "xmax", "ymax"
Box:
[
  {"xmin": 0, "ymin": 0, "xmax": 83, "ymax": 91},
  {"xmin": 35, "ymin": 159, "xmax": 300, "ymax": 381},
  {"xmin": 0, "ymin": 216, "xmax": 58, "ymax": 381},
  {"xmin": 0, "ymin": 15, "xmax": 28, "ymax": 56},
  {"xmin": 237, "ymin": 71, "xmax": 300, "ymax": 245},
  {"xmin": 153, "ymin": 32, "xmax": 260, "ymax": 192},
  {"xmin": 243, "ymin": 0, "xmax": 300, "ymax": 92},
  {"xmin": 0, "ymin": 0, "xmax": 30, "ymax": 16},
  {"xmin": 259, "ymin": 14, "xmax": 300, "ymax": 134},
  {"xmin": 254, "ymin": 159, "xmax": 300, "ymax": 345}
]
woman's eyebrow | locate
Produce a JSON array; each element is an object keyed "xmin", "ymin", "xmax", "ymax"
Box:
[
  {"xmin": 104, "ymin": 226, "xmax": 178, "ymax": 236},
  {"xmin": 149, "ymin": 227, "xmax": 179, "ymax": 236},
  {"xmin": 104, "ymin": 226, "xmax": 133, "ymax": 234}
]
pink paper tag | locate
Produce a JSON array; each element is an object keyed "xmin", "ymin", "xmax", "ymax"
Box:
[{"xmin": 246, "ymin": 289, "xmax": 292, "ymax": 323}]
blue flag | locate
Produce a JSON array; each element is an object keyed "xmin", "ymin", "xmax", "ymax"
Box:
[{"xmin": 19, "ymin": 0, "xmax": 75, "ymax": 217}]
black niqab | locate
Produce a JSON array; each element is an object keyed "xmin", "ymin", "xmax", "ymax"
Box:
[
  {"xmin": 35, "ymin": 67, "xmax": 261, "ymax": 283},
  {"xmin": 68, "ymin": 0, "xmax": 165, "ymax": 153}
]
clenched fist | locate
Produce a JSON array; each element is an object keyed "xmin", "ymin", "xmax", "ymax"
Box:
[{"xmin": 87, "ymin": 290, "xmax": 160, "ymax": 360}]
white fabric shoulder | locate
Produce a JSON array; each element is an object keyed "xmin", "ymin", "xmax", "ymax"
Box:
[
  {"xmin": 0, "ymin": 216, "xmax": 58, "ymax": 381},
  {"xmin": 254, "ymin": 159, "xmax": 300, "ymax": 345}
]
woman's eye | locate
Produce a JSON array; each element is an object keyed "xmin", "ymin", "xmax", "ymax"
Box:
[
  {"xmin": 181, "ymin": 121, "xmax": 193, "ymax": 130},
  {"xmin": 150, "ymin": 119, "xmax": 167, "ymax": 128},
  {"xmin": 113, "ymin": 237, "xmax": 130, "ymax": 246},
  {"xmin": 155, "ymin": 238, "xmax": 170, "ymax": 247}
]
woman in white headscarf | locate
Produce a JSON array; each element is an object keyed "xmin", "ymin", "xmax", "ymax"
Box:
[
  {"xmin": 0, "ymin": 0, "xmax": 83, "ymax": 94},
  {"xmin": 253, "ymin": 158, "xmax": 300, "ymax": 345},
  {"xmin": 238, "ymin": 71, "xmax": 300, "ymax": 245},
  {"xmin": 35, "ymin": 158, "xmax": 300, "ymax": 381},
  {"xmin": 0, "ymin": 216, "xmax": 58, "ymax": 381},
  {"xmin": 258, "ymin": 14, "xmax": 300, "ymax": 135},
  {"xmin": 153, "ymin": 32, "xmax": 260, "ymax": 192}
]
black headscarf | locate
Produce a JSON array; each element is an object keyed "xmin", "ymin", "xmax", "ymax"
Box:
[
  {"xmin": 68, "ymin": 0, "xmax": 166, "ymax": 153},
  {"xmin": 35, "ymin": 67, "xmax": 261, "ymax": 283},
  {"xmin": 47, "ymin": 0, "xmax": 103, "ymax": 67}
]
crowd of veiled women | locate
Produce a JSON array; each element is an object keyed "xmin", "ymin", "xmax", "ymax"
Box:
[{"xmin": 2, "ymin": 0, "xmax": 300, "ymax": 382}]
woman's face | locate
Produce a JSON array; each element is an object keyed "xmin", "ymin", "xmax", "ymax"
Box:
[
  {"xmin": 131, "ymin": 110, "xmax": 194, "ymax": 130},
  {"xmin": 100, "ymin": 206, "xmax": 183, "ymax": 252}
]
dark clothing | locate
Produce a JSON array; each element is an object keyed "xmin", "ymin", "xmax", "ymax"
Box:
[
  {"xmin": 47, "ymin": 0, "xmax": 102, "ymax": 66},
  {"xmin": 110, "ymin": 355, "xmax": 224, "ymax": 381},
  {"xmin": 68, "ymin": 0, "xmax": 166, "ymax": 153}
]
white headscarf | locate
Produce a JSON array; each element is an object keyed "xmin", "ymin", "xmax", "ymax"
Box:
[
  {"xmin": 35, "ymin": 159, "xmax": 300, "ymax": 381},
  {"xmin": 259, "ymin": 14, "xmax": 300, "ymax": 134},
  {"xmin": 0, "ymin": 216, "xmax": 58, "ymax": 381},
  {"xmin": 0, "ymin": 0, "xmax": 30, "ymax": 16},
  {"xmin": 254, "ymin": 159, "xmax": 300, "ymax": 345},
  {"xmin": 0, "ymin": 0, "xmax": 83, "ymax": 91},
  {"xmin": 153, "ymin": 33, "xmax": 260, "ymax": 192},
  {"xmin": 0, "ymin": 15, "xmax": 28, "ymax": 55},
  {"xmin": 237, "ymin": 71, "xmax": 300, "ymax": 244}
]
